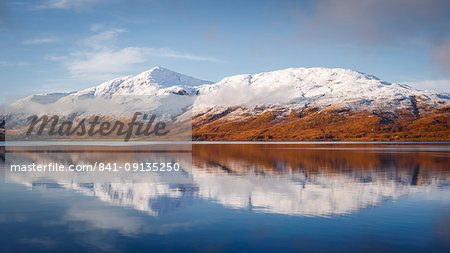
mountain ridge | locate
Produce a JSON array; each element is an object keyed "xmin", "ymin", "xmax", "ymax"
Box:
[
  {"xmin": 14, "ymin": 66, "xmax": 449, "ymax": 109},
  {"xmin": 4, "ymin": 66, "xmax": 450, "ymax": 141}
]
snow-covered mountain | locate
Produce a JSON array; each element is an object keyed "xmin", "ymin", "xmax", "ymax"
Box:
[
  {"xmin": 195, "ymin": 67, "xmax": 449, "ymax": 110},
  {"xmin": 69, "ymin": 66, "xmax": 212, "ymax": 98},
  {"xmin": 5, "ymin": 66, "xmax": 450, "ymax": 141},
  {"xmin": 13, "ymin": 66, "xmax": 449, "ymax": 110},
  {"xmin": 10, "ymin": 67, "xmax": 208, "ymax": 108},
  {"xmin": 12, "ymin": 91, "xmax": 76, "ymax": 106}
]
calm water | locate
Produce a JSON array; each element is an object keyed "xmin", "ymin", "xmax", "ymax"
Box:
[{"xmin": 0, "ymin": 143, "xmax": 449, "ymax": 252}]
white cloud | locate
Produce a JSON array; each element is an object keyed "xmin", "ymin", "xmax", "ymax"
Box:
[
  {"xmin": 22, "ymin": 37, "xmax": 57, "ymax": 45},
  {"xmin": 49, "ymin": 28, "xmax": 221, "ymax": 81},
  {"xmin": 37, "ymin": 0, "xmax": 100, "ymax": 10},
  {"xmin": 145, "ymin": 47, "xmax": 222, "ymax": 62},
  {"xmin": 67, "ymin": 47, "xmax": 147, "ymax": 77},
  {"xmin": 65, "ymin": 46, "xmax": 221, "ymax": 80},
  {"xmin": 407, "ymin": 79, "xmax": 450, "ymax": 93},
  {"xmin": 79, "ymin": 29, "xmax": 126, "ymax": 50}
]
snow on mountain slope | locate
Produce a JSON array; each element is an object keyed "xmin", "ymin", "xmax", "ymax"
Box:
[
  {"xmin": 11, "ymin": 92, "xmax": 76, "ymax": 107},
  {"xmin": 189, "ymin": 68, "xmax": 449, "ymax": 141},
  {"xmin": 8, "ymin": 67, "xmax": 449, "ymax": 114},
  {"xmin": 195, "ymin": 67, "xmax": 449, "ymax": 111},
  {"xmin": 69, "ymin": 66, "xmax": 212, "ymax": 98},
  {"xmin": 8, "ymin": 67, "xmax": 212, "ymax": 116},
  {"xmin": 12, "ymin": 67, "xmax": 211, "ymax": 107}
]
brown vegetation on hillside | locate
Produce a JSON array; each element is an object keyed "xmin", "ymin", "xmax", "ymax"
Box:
[{"xmin": 193, "ymin": 106, "xmax": 450, "ymax": 141}]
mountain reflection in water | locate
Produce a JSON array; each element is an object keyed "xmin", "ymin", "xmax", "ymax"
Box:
[{"xmin": 3, "ymin": 144, "xmax": 449, "ymax": 218}]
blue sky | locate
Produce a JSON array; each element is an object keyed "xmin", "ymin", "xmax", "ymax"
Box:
[{"xmin": 1, "ymin": 0, "xmax": 449, "ymax": 101}]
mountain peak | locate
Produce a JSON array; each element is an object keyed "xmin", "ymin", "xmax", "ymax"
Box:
[
  {"xmin": 69, "ymin": 67, "xmax": 212, "ymax": 97},
  {"xmin": 138, "ymin": 66, "xmax": 170, "ymax": 75},
  {"xmin": 131, "ymin": 66, "xmax": 212, "ymax": 88}
]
